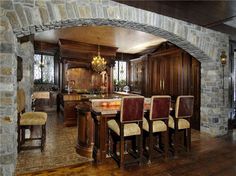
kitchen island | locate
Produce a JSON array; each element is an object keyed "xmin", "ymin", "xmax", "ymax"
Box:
[
  {"xmin": 75, "ymin": 93, "xmax": 138, "ymax": 158},
  {"xmin": 57, "ymin": 93, "xmax": 81, "ymax": 126},
  {"xmin": 76, "ymin": 95, "xmax": 151, "ymax": 160}
]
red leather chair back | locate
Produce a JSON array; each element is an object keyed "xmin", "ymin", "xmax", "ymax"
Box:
[
  {"xmin": 150, "ymin": 96, "xmax": 171, "ymax": 120},
  {"xmin": 175, "ymin": 96, "xmax": 194, "ymax": 118},
  {"xmin": 120, "ymin": 96, "xmax": 144, "ymax": 123}
]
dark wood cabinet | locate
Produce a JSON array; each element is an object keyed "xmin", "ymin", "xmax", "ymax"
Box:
[
  {"xmin": 129, "ymin": 45, "xmax": 201, "ymax": 130},
  {"xmin": 57, "ymin": 93, "xmax": 81, "ymax": 126},
  {"xmin": 129, "ymin": 56, "xmax": 146, "ymax": 94},
  {"xmin": 148, "ymin": 49, "xmax": 188, "ymax": 97},
  {"xmin": 148, "ymin": 49, "xmax": 198, "ymax": 97},
  {"xmin": 149, "ymin": 52, "xmax": 172, "ymax": 95}
]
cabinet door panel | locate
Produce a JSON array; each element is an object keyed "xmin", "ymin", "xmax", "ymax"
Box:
[
  {"xmin": 162, "ymin": 56, "xmax": 170, "ymax": 95},
  {"xmin": 182, "ymin": 52, "xmax": 192, "ymax": 95},
  {"xmin": 129, "ymin": 55, "xmax": 149, "ymax": 95},
  {"xmin": 149, "ymin": 55, "xmax": 162, "ymax": 95},
  {"xmin": 167, "ymin": 52, "xmax": 182, "ymax": 97}
]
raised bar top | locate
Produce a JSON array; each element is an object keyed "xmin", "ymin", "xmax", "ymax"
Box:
[
  {"xmin": 113, "ymin": 91, "xmax": 138, "ymax": 96},
  {"xmin": 90, "ymin": 97, "xmax": 151, "ymax": 115}
]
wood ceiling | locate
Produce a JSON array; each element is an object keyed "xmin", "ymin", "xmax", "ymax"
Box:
[
  {"xmin": 34, "ymin": 26, "xmax": 166, "ymax": 54},
  {"xmin": 115, "ymin": 0, "xmax": 236, "ymax": 41}
]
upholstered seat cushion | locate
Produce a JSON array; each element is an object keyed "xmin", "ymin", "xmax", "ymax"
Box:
[
  {"xmin": 20, "ymin": 112, "xmax": 47, "ymax": 125},
  {"xmin": 107, "ymin": 119, "xmax": 141, "ymax": 137},
  {"xmin": 143, "ymin": 117, "xmax": 167, "ymax": 132},
  {"xmin": 168, "ymin": 116, "xmax": 190, "ymax": 129}
]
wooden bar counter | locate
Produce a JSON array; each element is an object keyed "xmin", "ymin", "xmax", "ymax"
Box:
[
  {"xmin": 57, "ymin": 93, "xmax": 81, "ymax": 126},
  {"xmin": 74, "ymin": 93, "xmax": 149, "ymax": 160},
  {"xmin": 75, "ymin": 94, "xmax": 122, "ymax": 158},
  {"xmin": 90, "ymin": 97, "xmax": 151, "ymax": 164},
  {"xmin": 75, "ymin": 101, "xmax": 94, "ymax": 158}
]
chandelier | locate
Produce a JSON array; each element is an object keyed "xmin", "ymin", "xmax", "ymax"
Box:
[{"xmin": 91, "ymin": 45, "xmax": 107, "ymax": 73}]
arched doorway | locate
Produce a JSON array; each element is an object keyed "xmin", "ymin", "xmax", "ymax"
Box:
[{"xmin": 0, "ymin": 0, "xmax": 229, "ymax": 175}]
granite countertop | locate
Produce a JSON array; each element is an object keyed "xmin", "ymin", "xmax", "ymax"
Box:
[
  {"xmin": 91, "ymin": 98, "xmax": 151, "ymax": 115},
  {"xmin": 81, "ymin": 94, "xmax": 121, "ymax": 100},
  {"xmin": 113, "ymin": 91, "xmax": 138, "ymax": 96},
  {"xmin": 92, "ymin": 106, "xmax": 120, "ymax": 115}
]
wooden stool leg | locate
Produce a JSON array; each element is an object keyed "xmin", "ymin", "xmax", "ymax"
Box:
[
  {"xmin": 41, "ymin": 124, "xmax": 46, "ymax": 152},
  {"xmin": 120, "ymin": 136, "xmax": 124, "ymax": 169},
  {"xmin": 186, "ymin": 128, "xmax": 191, "ymax": 152},
  {"xmin": 113, "ymin": 137, "xmax": 117, "ymax": 156},
  {"xmin": 139, "ymin": 133, "xmax": 143, "ymax": 166},
  {"xmin": 173, "ymin": 129, "xmax": 178, "ymax": 156},
  {"xmin": 164, "ymin": 131, "xmax": 168, "ymax": 159},
  {"xmin": 30, "ymin": 125, "xmax": 33, "ymax": 138},
  {"xmin": 131, "ymin": 136, "xmax": 136, "ymax": 152},
  {"xmin": 148, "ymin": 132, "xmax": 153, "ymax": 164},
  {"xmin": 22, "ymin": 128, "xmax": 26, "ymax": 144},
  {"xmin": 159, "ymin": 132, "xmax": 162, "ymax": 149},
  {"xmin": 143, "ymin": 133, "xmax": 146, "ymax": 153},
  {"xmin": 17, "ymin": 127, "xmax": 21, "ymax": 153}
]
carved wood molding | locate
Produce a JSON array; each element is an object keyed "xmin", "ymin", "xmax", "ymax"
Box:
[{"xmin": 34, "ymin": 41, "xmax": 58, "ymax": 55}]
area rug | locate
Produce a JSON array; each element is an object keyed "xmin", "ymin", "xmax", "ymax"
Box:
[{"xmin": 16, "ymin": 111, "xmax": 92, "ymax": 175}]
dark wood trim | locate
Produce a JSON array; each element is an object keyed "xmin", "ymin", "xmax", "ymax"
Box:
[
  {"xmin": 204, "ymin": 15, "xmax": 236, "ymax": 28},
  {"xmin": 34, "ymin": 41, "xmax": 58, "ymax": 55},
  {"xmin": 150, "ymin": 48, "xmax": 181, "ymax": 57},
  {"xmin": 116, "ymin": 52, "xmax": 139, "ymax": 61},
  {"xmin": 17, "ymin": 56, "xmax": 23, "ymax": 82}
]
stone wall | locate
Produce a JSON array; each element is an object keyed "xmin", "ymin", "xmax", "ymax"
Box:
[
  {"xmin": 0, "ymin": 0, "xmax": 230, "ymax": 175},
  {"xmin": 17, "ymin": 41, "xmax": 34, "ymax": 112},
  {"xmin": 0, "ymin": 15, "xmax": 18, "ymax": 176}
]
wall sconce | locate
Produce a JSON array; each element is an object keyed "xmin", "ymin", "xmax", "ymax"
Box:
[
  {"xmin": 220, "ymin": 51, "xmax": 227, "ymax": 104},
  {"xmin": 220, "ymin": 51, "xmax": 227, "ymax": 66}
]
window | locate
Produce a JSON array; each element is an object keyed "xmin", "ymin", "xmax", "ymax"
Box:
[
  {"xmin": 34, "ymin": 54, "xmax": 54, "ymax": 83},
  {"xmin": 113, "ymin": 61, "xmax": 127, "ymax": 86}
]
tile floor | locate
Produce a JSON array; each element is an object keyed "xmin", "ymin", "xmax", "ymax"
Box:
[{"xmin": 16, "ymin": 111, "xmax": 91, "ymax": 175}]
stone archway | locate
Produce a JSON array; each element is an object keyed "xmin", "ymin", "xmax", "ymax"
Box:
[{"xmin": 0, "ymin": 0, "xmax": 229, "ymax": 175}]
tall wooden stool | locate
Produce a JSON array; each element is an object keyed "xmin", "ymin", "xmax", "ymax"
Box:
[
  {"xmin": 143, "ymin": 95, "xmax": 171, "ymax": 163},
  {"xmin": 107, "ymin": 96, "xmax": 144, "ymax": 168},
  {"xmin": 168, "ymin": 95, "xmax": 194, "ymax": 154},
  {"xmin": 17, "ymin": 89, "xmax": 47, "ymax": 152}
]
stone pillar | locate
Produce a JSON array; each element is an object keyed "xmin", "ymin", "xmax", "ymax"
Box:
[
  {"xmin": 0, "ymin": 16, "xmax": 18, "ymax": 175},
  {"xmin": 17, "ymin": 40, "xmax": 34, "ymax": 112},
  {"xmin": 200, "ymin": 51, "xmax": 229, "ymax": 136}
]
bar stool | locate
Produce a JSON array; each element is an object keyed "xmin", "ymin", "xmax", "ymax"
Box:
[
  {"xmin": 17, "ymin": 89, "xmax": 47, "ymax": 152},
  {"xmin": 143, "ymin": 95, "xmax": 171, "ymax": 163},
  {"xmin": 107, "ymin": 96, "xmax": 144, "ymax": 168},
  {"xmin": 168, "ymin": 95, "xmax": 194, "ymax": 154}
]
